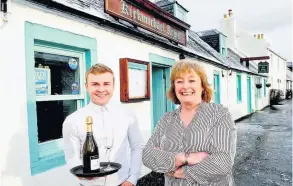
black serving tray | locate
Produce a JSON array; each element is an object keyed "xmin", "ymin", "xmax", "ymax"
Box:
[{"xmin": 70, "ymin": 162, "xmax": 121, "ymax": 178}]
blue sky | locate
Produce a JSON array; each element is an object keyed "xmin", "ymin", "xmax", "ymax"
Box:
[{"xmin": 177, "ymin": 0, "xmax": 292, "ymax": 61}]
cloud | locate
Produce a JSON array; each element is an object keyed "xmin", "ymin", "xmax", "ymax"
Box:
[{"xmin": 239, "ymin": 5, "xmax": 292, "ymax": 32}]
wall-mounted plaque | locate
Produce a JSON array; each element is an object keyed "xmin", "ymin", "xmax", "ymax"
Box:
[{"xmin": 120, "ymin": 58, "xmax": 150, "ymax": 102}]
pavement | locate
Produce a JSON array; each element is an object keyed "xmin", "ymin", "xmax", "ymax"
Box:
[
  {"xmin": 234, "ymin": 99, "xmax": 292, "ymax": 186},
  {"xmin": 137, "ymin": 99, "xmax": 292, "ymax": 186}
]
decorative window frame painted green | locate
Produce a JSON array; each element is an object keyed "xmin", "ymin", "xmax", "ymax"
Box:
[
  {"xmin": 25, "ymin": 22, "xmax": 97, "ymax": 175},
  {"xmin": 236, "ymin": 73, "xmax": 242, "ymax": 103},
  {"xmin": 264, "ymin": 79, "xmax": 267, "ymax": 96},
  {"xmin": 213, "ymin": 71, "xmax": 221, "ymax": 104}
]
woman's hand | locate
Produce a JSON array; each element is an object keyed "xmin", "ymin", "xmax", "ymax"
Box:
[
  {"xmin": 175, "ymin": 152, "xmax": 208, "ymax": 167},
  {"xmin": 167, "ymin": 167, "xmax": 184, "ymax": 179},
  {"xmin": 187, "ymin": 152, "xmax": 209, "ymax": 165}
]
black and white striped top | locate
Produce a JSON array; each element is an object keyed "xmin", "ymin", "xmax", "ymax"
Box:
[{"xmin": 142, "ymin": 102, "xmax": 237, "ymax": 186}]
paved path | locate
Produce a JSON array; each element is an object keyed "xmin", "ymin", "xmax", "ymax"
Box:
[{"xmin": 138, "ymin": 100, "xmax": 292, "ymax": 186}]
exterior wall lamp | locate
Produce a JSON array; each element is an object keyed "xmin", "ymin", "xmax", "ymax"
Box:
[
  {"xmin": 179, "ymin": 53, "xmax": 186, "ymax": 60},
  {"xmin": 221, "ymin": 70, "xmax": 225, "ymax": 77},
  {"xmin": 229, "ymin": 69, "xmax": 232, "ymax": 76}
]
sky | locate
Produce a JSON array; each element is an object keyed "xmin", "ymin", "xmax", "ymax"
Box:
[{"xmin": 177, "ymin": 0, "xmax": 292, "ymax": 61}]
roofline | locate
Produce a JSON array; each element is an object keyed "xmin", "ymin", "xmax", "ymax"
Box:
[
  {"xmin": 268, "ymin": 48, "xmax": 287, "ymax": 61},
  {"xmin": 196, "ymin": 29, "xmax": 227, "ymax": 37},
  {"xmin": 23, "ymin": 0, "xmax": 226, "ymax": 68},
  {"xmin": 175, "ymin": 1, "xmax": 189, "ymax": 12}
]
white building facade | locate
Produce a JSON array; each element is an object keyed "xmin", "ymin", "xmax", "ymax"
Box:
[{"xmin": 0, "ymin": 1, "xmax": 229, "ymax": 186}]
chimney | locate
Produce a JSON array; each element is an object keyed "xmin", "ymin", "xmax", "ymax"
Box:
[
  {"xmin": 220, "ymin": 9, "xmax": 237, "ymax": 49},
  {"xmin": 228, "ymin": 9, "xmax": 233, "ymax": 17},
  {"xmin": 257, "ymin": 34, "xmax": 261, "ymax": 39},
  {"xmin": 224, "ymin": 14, "xmax": 227, "ymax": 19},
  {"xmin": 261, "ymin": 34, "xmax": 264, "ymax": 39},
  {"xmin": 254, "ymin": 34, "xmax": 256, "ymax": 38}
]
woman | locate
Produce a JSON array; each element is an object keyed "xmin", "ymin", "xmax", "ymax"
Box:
[{"xmin": 142, "ymin": 60, "xmax": 237, "ymax": 186}]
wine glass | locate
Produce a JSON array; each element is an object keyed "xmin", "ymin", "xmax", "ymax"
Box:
[{"xmin": 103, "ymin": 127, "xmax": 114, "ymax": 171}]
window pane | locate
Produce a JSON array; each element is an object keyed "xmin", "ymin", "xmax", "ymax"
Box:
[
  {"xmin": 35, "ymin": 52, "xmax": 80, "ymax": 96},
  {"xmin": 36, "ymin": 100, "xmax": 77, "ymax": 143}
]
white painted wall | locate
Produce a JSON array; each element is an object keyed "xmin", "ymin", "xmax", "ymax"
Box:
[
  {"xmin": 0, "ymin": 2, "xmax": 180, "ymax": 186},
  {"xmin": 0, "ymin": 2, "xmax": 276, "ymax": 186},
  {"xmin": 227, "ymin": 72, "xmax": 248, "ymax": 120},
  {"xmin": 219, "ymin": 15, "xmax": 237, "ymax": 50},
  {"xmin": 236, "ymin": 32, "xmax": 269, "ymax": 57},
  {"xmin": 0, "ymin": 2, "xmax": 233, "ymax": 186},
  {"xmin": 268, "ymin": 50, "xmax": 287, "ymax": 97}
]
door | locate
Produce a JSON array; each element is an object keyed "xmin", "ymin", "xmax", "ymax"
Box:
[
  {"xmin": 247, "ymin": 76, "xmax": 252, "ymax": 113},
  {"xmin": 152, "ymin": 66, "xmax": 167, "ymax": 129},
  {"xmin": 213, "ymin": 73, "xmax": 220, "ymax": 104}
]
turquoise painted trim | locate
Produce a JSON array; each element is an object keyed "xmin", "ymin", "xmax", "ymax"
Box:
[
  {"xmin": 237, "ymin": 73, "xmax": 242, "ymax": 103},
  {"xmin": 219, "ymin": 34, "xmax": 222, "ymax": 55},
  {"xmin": 25, "ymin": 22, "xmax": 97, "ymax": 175},
  {"xmin": 219, "ymin": 34, "xmax": 227, "ymax": 57},
  {"xmin": 128, "ymin": 62, "xmax": 147, "ymax": 70},
  {"xmin": 149, "ymin": 53, "xmax": 175, "ymax": 133},
  {"xmin": 264, "ymin": 79, "xmax": 267, "ymax": 96},
  {"xmin": 149, "ymin": 53, "xmax": 175, "ymax": 66},
  {"xmin": 38, "ymin": 140, "xmax": 63, "ymax": 158},
  {"xmin": 247, "ymin": 76, "xmax": 252, "ymax": 113},
  {"xmin": 173, "ymin": 3, "xmax": 177, "ymax": 16},
  {"xmin": 213, "ymin": 71, "xmax": 221, "ymax": 104}
]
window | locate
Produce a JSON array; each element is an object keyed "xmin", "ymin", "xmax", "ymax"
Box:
[
  {"xmin": 213, "ymin": 72, "xmax": 220, "ymax": 104},
  {"xmin": 264, "ymin": 79, "xmax": 266, "ymax": 96},
  {"xmin": 177, "ymin": 8, "xmax": 185, "ymax": 21},
  {"xmin": 221, "ymin": 47, "xmax": 226, "ymax": 57},
  {"xmin": 34, "ymin": 47, "xmax": 85, "ymax": 143},
  {"xmin": 237, "ymin": 74, "xmax": 242, "ymax": 102},
  {"xmin": 25, "ymin": 22, "xmax": 97, "ymax": 175}
]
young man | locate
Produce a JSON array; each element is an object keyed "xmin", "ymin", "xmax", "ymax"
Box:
[{"xmin": 63, "ymin": 63, "xmax": 144, "ymax": 186}]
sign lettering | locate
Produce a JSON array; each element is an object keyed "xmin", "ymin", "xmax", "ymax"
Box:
[{"xmin": 105, "ymin": 0, "xmax": 186, "ymax": 45}]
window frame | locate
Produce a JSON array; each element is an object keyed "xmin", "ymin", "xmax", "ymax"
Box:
[
  {"xmin": 236, "ymin": 73, "xmax": 242, "ymax": 103},
  {"xmin": 25, "ymin": 22, "xmax": 97, "ymax": 175},
  {"xmin": 264, "ymin": 79, "xmax": 266, "ymax": 96},
  {"xmin": 213, "ymin": 71, "xmax": 221, "ymax": 104}
]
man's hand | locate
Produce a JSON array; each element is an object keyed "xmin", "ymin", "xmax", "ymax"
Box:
[
  {"xmin": 121, "ymin": 180, "xmax": 134, "ymax": 186},
  {"xmin": 167, "ymin": 167, "xmax": 184, "ymax": 179},
  {"xmin": 187, "ymin": 152, "xmax": 208, "ymax": 165}
]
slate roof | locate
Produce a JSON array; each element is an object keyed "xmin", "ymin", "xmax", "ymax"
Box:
[
  {"xmin": 154, "ymin": 0, "xmax": 174, "ymax": 7},
  {"xmin": 189, "ymin": 30, "xmax": 229, "ymax": 66},
  {"xmin": 197, "ymin": 29, "xmax": 226, "ymax": 37},
  {"xmin": 227, "ymin": 48, "xmax": 268, "ymax": 77},
  {"xmin": 26, "ymin": 0, "xmax": 224, "ymax": 66}
]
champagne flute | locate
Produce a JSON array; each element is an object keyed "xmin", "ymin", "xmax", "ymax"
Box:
[{"xmin": 103, "ymin": 127, "xmax": 114, "ymax": 171}]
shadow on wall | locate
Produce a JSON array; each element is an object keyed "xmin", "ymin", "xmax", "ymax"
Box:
[{"xmin": 2, "ymin": 129, "xmax": 37, "ymax": 186}]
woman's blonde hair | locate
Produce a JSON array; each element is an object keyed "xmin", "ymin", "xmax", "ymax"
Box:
[{"xmin": 167, "ymin": 59, "xmax": 213, "ymax": 104}]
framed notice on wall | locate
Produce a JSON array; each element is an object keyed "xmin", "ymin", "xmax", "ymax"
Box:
[
  {"xmin": 120, "ymin": 58, "xmax": 150, "ymax": 102},
  {"xmin": 35, "ymin": 67, "xmax": 51, "ymax": 96}
]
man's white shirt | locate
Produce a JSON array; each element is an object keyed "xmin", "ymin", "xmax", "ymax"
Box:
[{"xmin": 62, "ymin": 101, "xmax": 144, "ymax": 186}]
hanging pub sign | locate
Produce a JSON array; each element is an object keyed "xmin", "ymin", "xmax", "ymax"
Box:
[
  {"xmin": 258, "ymin": 61, "xmax": 269, "ymax": 73},
  {"xmin": 105, "ymin": 0, "xmax": 187, "ymax": 45}
]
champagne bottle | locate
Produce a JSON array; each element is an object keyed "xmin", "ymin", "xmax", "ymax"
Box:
[{"xmin": 82, "ymin": 116, "xmax": 100, "ymax": 173}]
